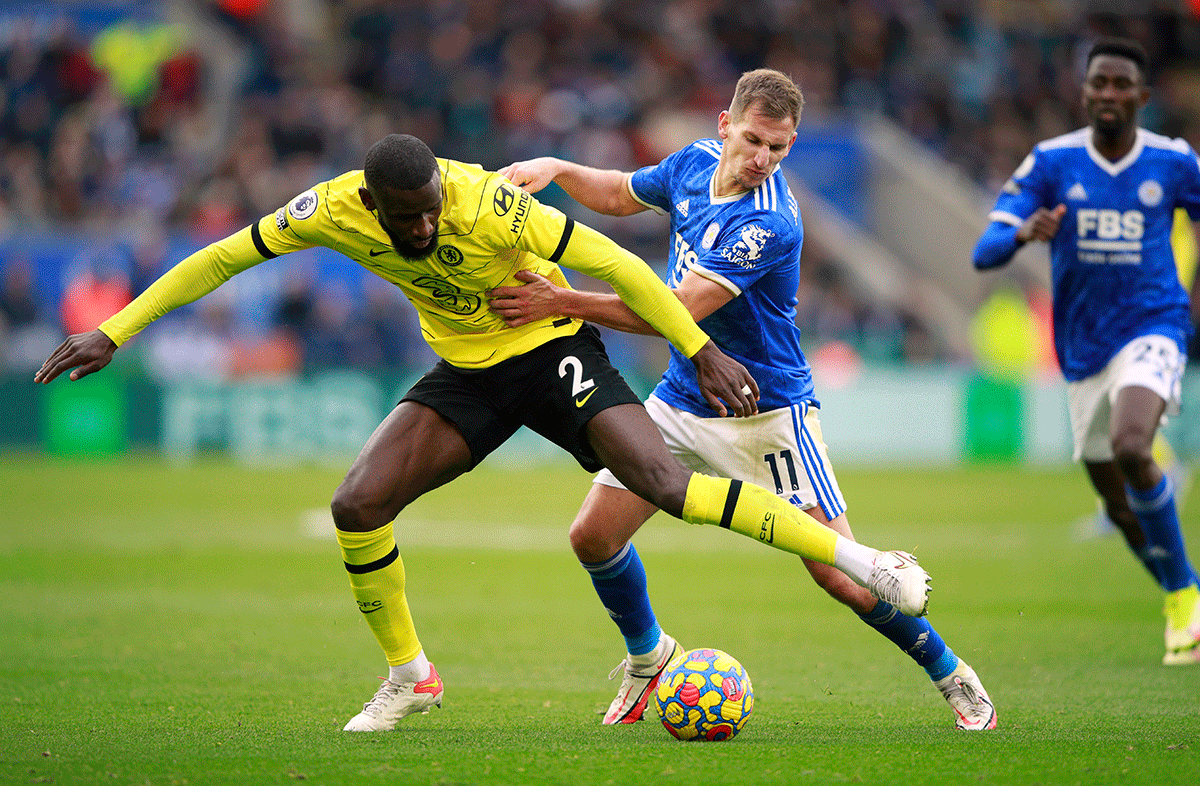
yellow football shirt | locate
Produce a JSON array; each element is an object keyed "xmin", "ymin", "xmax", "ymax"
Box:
[{"xmin": 100, "ymin": 159, "xmax": 708, "ymax": 368}]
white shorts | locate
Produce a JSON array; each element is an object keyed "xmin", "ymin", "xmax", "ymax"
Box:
[
  {"xmin": 595, "ymin": 394, "xmax": 847, "ymax": 520},
  {"xmin": 1067, "ymin": 334, "xmax": 1185, "ymax": 462}
]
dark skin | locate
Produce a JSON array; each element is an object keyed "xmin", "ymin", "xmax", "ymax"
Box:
[
  {"xmin": 1015, "ymin": 54, "xmax": 1150, "ymax": 246},
  {"xmin": 358, "ymin": 177, "xmax": 442, "ymax": 259},
  {"xmin": 1086, "ymin": 387, "xmax": 1167, "ymax": 552},
  {"xmin": 1011, "ymin": 54, "xmax": 1164, "ymax": 551},
  {"xmin": 35, "ymin": 170, "xmax": 759, "ymax": 537}
]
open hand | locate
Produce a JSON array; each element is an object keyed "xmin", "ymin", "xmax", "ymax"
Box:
[{"xmin": 34, "ymin": 329, "xmax": 118, "ymax": 384}]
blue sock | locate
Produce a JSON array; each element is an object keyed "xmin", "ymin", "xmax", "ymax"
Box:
[
  {"xmin": 581, "ymin": 543, "xmax": 660, "ymax": 655},
  {"xmin": 1134, "ymin": 544, "xmax": 1170, "ymax": 587},
  {"xmin": 859, "ymin": 601, "xmax": 958, "ymax": 681},
  {"xmin": 1128, "ymin": 476, "xmax": 1199, "ymax": 592}
]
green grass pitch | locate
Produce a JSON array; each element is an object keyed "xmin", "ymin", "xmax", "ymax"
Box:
[{"xmin": 2, "ymin": 454, "xmax": 1198, "ymax": 785}]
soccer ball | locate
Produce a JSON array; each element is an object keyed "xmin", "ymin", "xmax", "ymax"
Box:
[{"xmin": 654, "ymin": 648, "xmax": 753, "ymax": 741}]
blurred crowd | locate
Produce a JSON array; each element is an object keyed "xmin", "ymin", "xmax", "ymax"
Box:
[{"xmin": 1, "ymin": 0, "xmax": 1198, "ymax": 379}]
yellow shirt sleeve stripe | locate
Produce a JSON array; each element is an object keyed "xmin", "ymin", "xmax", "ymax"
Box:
[
  {"xmin": 546, "ymin": 216, "xmax": 574, "ymax": 263},
  {"xmin": 250, "ymin": 220, "xmax": 280, "ymax": 259}
]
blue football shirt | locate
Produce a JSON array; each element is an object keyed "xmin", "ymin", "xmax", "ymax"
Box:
[
  {"xmin": 987, "ymin": 127, "xmax": 1200, "ymax": 381},
  {"xmin": 628, "ymin": 138, "xmax": 814, "ymax": 416}
]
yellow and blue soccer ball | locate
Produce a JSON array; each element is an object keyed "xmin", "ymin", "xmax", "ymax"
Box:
[{"xmin": 654, "ymin": 648, "xmax": 753, "ymax": 741}]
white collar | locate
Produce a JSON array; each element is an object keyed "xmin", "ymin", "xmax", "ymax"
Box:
[{"xmin": 1085, "ymin": 128, "xmax": 1144, "ymax": 176}]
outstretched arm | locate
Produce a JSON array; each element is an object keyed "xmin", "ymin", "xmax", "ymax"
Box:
[
  {"xmin": 499, "ymin": 158, "xmax": 644, "ymax": 217},
  {"xmin": 33, "ymin": 224, "xmax": 270, "ymax": 384}
]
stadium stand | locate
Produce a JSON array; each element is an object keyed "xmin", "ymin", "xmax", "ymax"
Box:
[{"xmin": 1, "ymin": 0, "xmax": 1198, "ymax": 376}]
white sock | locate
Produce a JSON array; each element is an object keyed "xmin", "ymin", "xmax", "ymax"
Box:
[
  {"xmin": 388, "ymin": 650, "xmax": 431, "ymax": 684},
  {"xmin": 833, "ymin": 537, "xmax": 878, "ymax": 586},
  {"xmin": 628, "ymin": 636, "xmax": 668, "ymax": 669}
]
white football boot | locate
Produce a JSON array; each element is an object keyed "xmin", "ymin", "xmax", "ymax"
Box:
[
  {"xmin": 603, "ymin": 633, "xmax": 684, "ymax": 724},
  {"xmin": 343, "ymin": 663, "xmax": 444, "ymax": 731},
  {"xmin": 934, "ymin": 660, "xmax": 997, "ymax": 730},
  {"xmin": 866, "ymin": 551, "xmax": 931, "ymax": 617}
]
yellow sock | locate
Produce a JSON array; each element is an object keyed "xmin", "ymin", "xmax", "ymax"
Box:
[
  {"xmin": 336, "ymin": 523, "xmax": 422, "ymax": 666},
  {"xmin": 682, "ymin": 474, "xmax": 838, "ymax": 565}
]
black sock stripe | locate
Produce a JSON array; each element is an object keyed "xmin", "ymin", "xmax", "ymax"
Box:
[
  {"xmin": 344, "ymin": 545, "xmax": 399, "ymax": 574},
  {"xmin": 719, "ymin": 479, "xmax": 742, "ymax": 529},
  {"xmin": 548, "ymin": 217, "xmax": 574, "ymax": 263},
  {"xmin": 250, "ymin": 221, "xmax": 279, "ymax": 259}
]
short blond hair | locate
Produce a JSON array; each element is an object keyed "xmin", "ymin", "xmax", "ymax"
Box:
[{"xmin": 729, "ymin": 69, "xmax": 803, "ymax": 126}]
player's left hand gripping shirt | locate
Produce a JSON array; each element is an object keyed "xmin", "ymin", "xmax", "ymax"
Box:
[
  {"xmin": 987, "ymin": 128, "xmax": 1200, "ymax": 380},
  {"xmin": 628, "ymin": 138, "xmax": 812, "ymax": 416},
  {"xmin": 100, "ymin": 159, "xmax": 708, "ymax": 368}
]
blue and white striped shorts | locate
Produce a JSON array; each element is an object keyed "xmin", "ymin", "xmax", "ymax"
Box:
[{"xmin": 594, "ymin": 394, "xmax": 847, "ymax": 521}]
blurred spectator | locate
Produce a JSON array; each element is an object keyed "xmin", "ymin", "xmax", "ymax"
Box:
[
  {"xmin": 796, "ymin": 255, "xmax": 910, "ymax": 364},
  {"xmin": 130, "ymin": 226, "xmax": 170, "ymax": 296},
  {"xmin": 302, "ymin": 280, "xmax": 367, "ymax": 370},
  {"xmin": 145, "ymin": 295, "xmax": 301, "ymax": 382},
  {"xmin": 144, "ymin": 296, "xmax": 235, "ymax": 382},
  {"xmin": 970, "ymin": 284, "xmax": 1043, "ymax": 384},
  {"xmin": 359, "ymin": 276, "xmax": 426, "ymax": 370},
  {"xmin": 229, "ymin": 325, "xmax": 301, "ymax": 378},
  {"xmin": 59, "ymin": 251, "xmax": 131, "ymax": 334},
  {"xmin": 273, "ymin": 266, "xmax": 316, "ymax": 343},
  {"xmin": 6, "ymin": 4, "xmax": 1198, "ymax": 225},
  {"xmin": 3, "ymin": 1, "xmax": 1198, "ymax": 374},
  {"xmin": 0, "ymin": 256, "xmax": 60, "ymax": 371},
  {"xmin": 0, "ymin": 256, "xmax": 37, "ymax": 330}
]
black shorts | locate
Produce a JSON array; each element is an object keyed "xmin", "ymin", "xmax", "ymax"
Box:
[{"xmin": 401, "ymin": 323, "xmax": 643, "ymax": 471}]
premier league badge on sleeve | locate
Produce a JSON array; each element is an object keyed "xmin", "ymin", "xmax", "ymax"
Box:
[{"xmin": 288, "ymin": 189, "xmax": 320, "ymax": 221}]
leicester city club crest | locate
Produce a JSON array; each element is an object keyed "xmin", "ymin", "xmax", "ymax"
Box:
[{"xmin": 1138, "ymin": 180, "xmax": 1163, "ymax": 207}]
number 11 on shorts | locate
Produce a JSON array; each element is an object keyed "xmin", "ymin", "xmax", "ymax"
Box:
[{"xmin": 763, "ymin": 450, "xmax": 799, "ymax": 494}]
